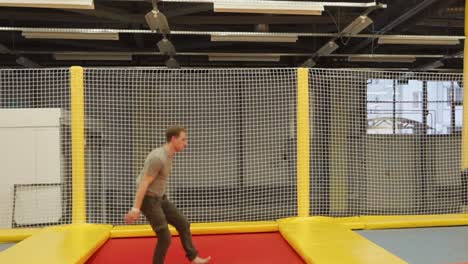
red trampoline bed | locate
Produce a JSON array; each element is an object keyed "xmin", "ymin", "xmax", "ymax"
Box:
[{"xmin": 86, "ymin": 232, "xmax": 305, "ymax": 264}]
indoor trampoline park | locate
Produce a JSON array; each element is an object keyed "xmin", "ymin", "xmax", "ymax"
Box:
[{"xmin": 1, "ymin": 1, "xmax": 468, "ymax": 264}]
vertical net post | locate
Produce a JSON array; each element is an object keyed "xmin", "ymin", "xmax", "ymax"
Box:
[
  {"xmin": 297, "ymin": 68, "xmax": 310, "ymax": 217},
  {"xmin": 71, "ymin": 66, "xmax": 86, "ymax": 224},
  {"xmin": 463, "ymin": 2, "xmax": 468, "ymax": 170},
  {"xmin": 462, "ymin": 2, "xmax": 468, "ymax": 209}
]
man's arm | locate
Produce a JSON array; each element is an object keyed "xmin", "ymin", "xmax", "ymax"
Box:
[
  {"xmin": 125, "ymin": 174, "xmax": 154, "ymax": 224},
  {"xmin": 133, "ymin": 174, "xmax": 155, "ymax": 210},
  {"xmin": 125, "ymin": 156, "xmax": 161, "ymax": 224}
]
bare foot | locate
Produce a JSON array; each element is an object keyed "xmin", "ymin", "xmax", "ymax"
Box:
[{"xmin": 191, "ymin": 256, "xmax": 211, "ymax": 264}]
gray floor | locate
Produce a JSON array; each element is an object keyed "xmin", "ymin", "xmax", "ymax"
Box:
[
  {"xmin": 357, "ymin": 226, "xmax": 468, "ymax": 264},
  {"xmin": 0, "ymin": 242, "xmax": 16, "ymax": 252}
]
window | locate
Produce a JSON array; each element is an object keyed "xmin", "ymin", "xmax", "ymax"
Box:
[{"xmin": 367, "ymin": 79, "xmax": 462, "ymax": 135}]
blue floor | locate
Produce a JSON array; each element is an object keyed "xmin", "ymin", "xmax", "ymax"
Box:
[
  {"xmin": 0, "ymin": 243, "xmax": 16, "ymax": 252},
  {"xmin": 357, "ymin": 226, "xmax": 468, "ymax": 264}
]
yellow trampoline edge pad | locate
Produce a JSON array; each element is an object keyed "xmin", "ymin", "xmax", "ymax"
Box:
[
  {"xmin": 0, "ymin": 224, "xmax": 112, "ymax": 264},
  {"xmin": 278, "ymin": 217, "xmax": 408, "ymax": 264},
  {"xmin": 361, "ymin": 214, "xmax": 468, "ymax": 229},
  {"xmin": 111, "ymin": 221, "xmax": 278, "ymax": 238},
  {"xmin": 0, "ymin": 228, "xmax": 39, "ymax": 242}
]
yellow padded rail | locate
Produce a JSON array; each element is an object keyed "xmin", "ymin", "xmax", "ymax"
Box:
[
  {"xmin": 361, "ymin": 214, "xmax": 468, "ymax": 229},
  {"xmin": 0, "ymin": 224, "xmax": 111, "ymax": 264},
  {"xmin": 305, "ymin": 214, "xmax": 468, "ymax": 231},
  {"xmin": 2, "ymin": 215, "xmax": 467, "ymax": 264},
  {"xmin": 328, "ymin": 216, "xmax": 366, "ymax": 230},
  {"xmin": 0, "ymin": 228, "xmax": 38, "ymax": 242},
  {"xmin": 111, "ymin": 221, "xmax": 278, "ymax": 238},
  {"xmin": 296, "ymin": 68, "xmax": 310, "ymax": 217},
  {"xmin": 462, "ymin": 0, "xmax": 468, "ymax": 169},
  {"xmin": 278, "ymin": 217, "xmax": 407, "ymax": 264},
  {"xmin": 70, "ymin": 66, "xmax": 86, "ymax": 224}
]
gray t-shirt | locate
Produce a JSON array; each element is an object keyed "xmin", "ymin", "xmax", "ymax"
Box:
[{"xmin": 136, "ymin": 146, "xmax": 172, "ymax": 197}]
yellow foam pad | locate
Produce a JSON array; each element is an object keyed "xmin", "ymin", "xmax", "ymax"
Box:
[
  {"xmin": 278, "ymin": 217, "xmax": 407, "ymax": 264},
  {"xmin": 328, "ymin": 216, "xmax": 366, "ymax": 230},
  {"xmin": 361, "ymin": 214, "xmax": 468, "ymax": 229},
  {"xmin": 0, "ymin": 224, "xmax": 111, "ymax": 264},
  {"xmin": 111, "ymin": 221, "xmax": 278, "ymax": 238},
  {"xmin": 0, "ymin": 228, "xmax": 38, "ymax": 242}
]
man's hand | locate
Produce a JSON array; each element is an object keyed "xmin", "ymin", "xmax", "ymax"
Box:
[
  {"xmin": 126, "ymin": 174, "xmax": 153, "ymax": 224},
  {"xmin": 125, "ymin": 208, "xmax": 140, "ymax": 224}
]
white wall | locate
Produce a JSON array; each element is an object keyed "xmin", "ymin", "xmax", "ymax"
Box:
[
  {"xmin": 0, "ymin": 108, "xmax": 62, "ymax": 228},
  {"xmin": 365, "ymin": 135, "xmax": 422, "ymax": 213}
]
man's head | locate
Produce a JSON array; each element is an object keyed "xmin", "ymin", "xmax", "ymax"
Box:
[{"xmin": 166, "ymin": 126, "xmax": 187, "ymax": 152}]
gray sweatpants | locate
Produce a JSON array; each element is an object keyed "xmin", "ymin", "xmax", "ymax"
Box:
[{"xmin": 141, "ymin": 195, "xmax": 198, "ymax": 263}]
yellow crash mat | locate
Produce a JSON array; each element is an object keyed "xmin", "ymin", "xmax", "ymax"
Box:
[
  {"xmin": 111, "ymin": 221, "xmax": 278, "ymax": 238},
  {"xmin": 0, "ymin": 224, "xmax": 111, "ymax": 264},
  {"xmin": 278, "ymin": 217, "xmax": 407, "ymax": 264}
]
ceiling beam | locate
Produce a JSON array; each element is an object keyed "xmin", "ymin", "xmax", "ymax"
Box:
[
  {"xmin": 416, "ymin": 18, "xmax": 464, "ymax": 28},
  {"xmin": 0, "ymin": 9, "xmax": 108, "ymax": 23},
  {"xmin": 404, "ymin": 26, "xmax": 463, "ymax": 36},
  {"xmin": 164, "ymin": 3, "xmax": 212, "ymax": 18},
  {"xmin": 169, "ymin": 14, "xmax": 356, "ymax": 25},
  {"xmin": 63, "ymin": 3, "xmax": 143, "ymax": 24},
  {"xmin": 397, "ymin": 0, "xmax": 461, "ymax": 32},
  {"xmin": 398, "ymin": 0, "xmax": 463, "ymax": 70},
  {"xmin": 0, "ymin": 43, "xmax": 13, "ymax": 54},
  {"xmin": 0, "ymin": 10, "xmax": 355, "ymax": 28},
  {"xmin": 346, "ymin": 0, "xmax": 440, "ymax": 53},
  {"xmin": 24, "ymin": 39, "xmax": 126, "ymax": 51},
  {"xmin": 0, "ymin": 43, "xmax": 41, "ymax": 67},
  {"xmin": 132, "ymin": 24, "xmax": 145, "ymax": 49}
]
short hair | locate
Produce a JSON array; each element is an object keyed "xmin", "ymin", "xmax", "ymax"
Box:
[{"xmin": 166, "ymin": 126, "xmax": 187, "ymax": 142}]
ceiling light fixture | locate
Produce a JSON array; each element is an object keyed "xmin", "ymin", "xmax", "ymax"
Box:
[
  {"xmin": 378, "ymin": 36, "xmax": 460, "ymax": 45},
  {"xmin": 213, "ymin": 1, "xmax": 324, "ymax": 15},
  {"xmin": 22, "ymin": 31, "xmax": 119, "ymax": 40}
]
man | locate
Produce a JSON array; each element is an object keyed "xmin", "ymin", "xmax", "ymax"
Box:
[{"xmin": 125, "ymin": 126, "xmax": 211, "ymax": 264}]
